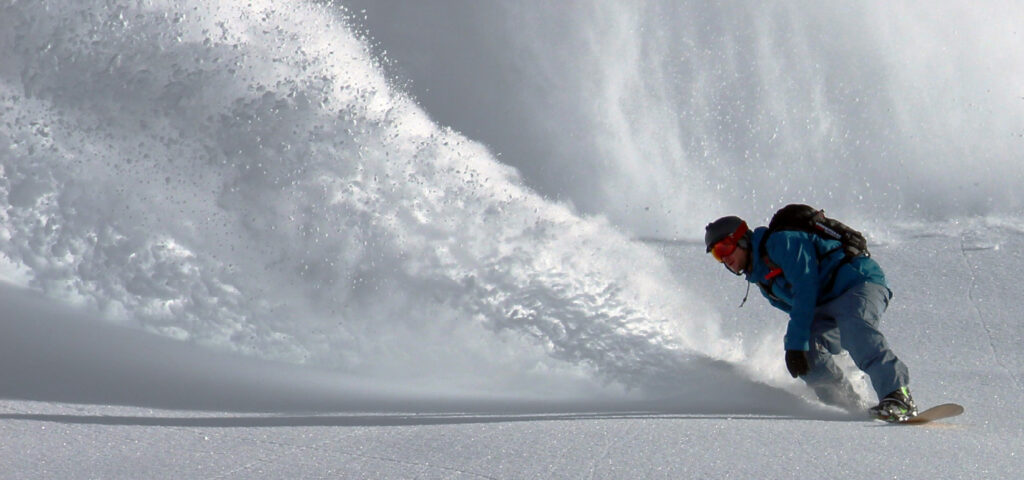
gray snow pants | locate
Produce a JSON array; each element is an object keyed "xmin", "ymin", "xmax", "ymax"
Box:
[{"xmin": 803, "ymin": 281, "xmax": 911, "ymax": 401}]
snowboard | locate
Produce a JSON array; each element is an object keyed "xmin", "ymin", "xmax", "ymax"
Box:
[{"xmin": 896, "ymin": 403, "xmax": 964, "ymax": 425}]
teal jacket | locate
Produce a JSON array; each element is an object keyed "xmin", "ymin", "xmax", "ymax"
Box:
[{"xmin": 746, "ymin": 227, "xmax": 887, "ymax": 351}]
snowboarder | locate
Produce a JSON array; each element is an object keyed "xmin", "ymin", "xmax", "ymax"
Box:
[{"xmin": 704, "ymin": 214, "xmax": 916, "ymax": 421}]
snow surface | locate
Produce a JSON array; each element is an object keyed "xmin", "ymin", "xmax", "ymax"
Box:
[{"xmin": 1, "ymin": 0, "xmax": 1023, "ymax": 478}]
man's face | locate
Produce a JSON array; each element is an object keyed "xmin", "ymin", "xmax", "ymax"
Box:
[{"xmin": 720, "ymin": 244, "xmax": 749, "ymax": 275}]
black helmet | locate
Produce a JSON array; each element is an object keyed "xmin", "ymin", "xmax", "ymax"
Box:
[{"xmin": 704, "ymin": 216, "xmax": 749, "ymax": 252}]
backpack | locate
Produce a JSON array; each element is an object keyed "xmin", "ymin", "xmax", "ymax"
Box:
[
  {"xmin": 756, "ymin": 204, "xmax": 869, "ymax": 302},
  {"xmin": 762, "ymin": 204, "xmax": 868, "ymax": 258}
]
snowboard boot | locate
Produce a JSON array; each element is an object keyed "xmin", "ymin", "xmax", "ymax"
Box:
[{"xmin": 869, "ymin": 386, "xmax": 918, "ymax": 422}]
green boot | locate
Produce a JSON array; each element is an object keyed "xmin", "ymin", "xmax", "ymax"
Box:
[{"xmin": 869, "ymin": 386, "xmax": 918, "ymax": 422}]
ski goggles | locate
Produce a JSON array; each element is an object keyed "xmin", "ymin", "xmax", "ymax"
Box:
[{"xmin": 710, "ymin": 239, "xmax": 738, "ymax": 263}]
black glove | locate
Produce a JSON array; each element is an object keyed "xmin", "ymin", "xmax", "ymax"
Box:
[{"xmin": 785, "ymin": 350, "xmax": 809, "ymax": 378}]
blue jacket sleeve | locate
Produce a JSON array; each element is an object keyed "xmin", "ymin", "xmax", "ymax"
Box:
[{"xmin": 768, "ymin": 234, "xmax": 820, "ymax": 351}]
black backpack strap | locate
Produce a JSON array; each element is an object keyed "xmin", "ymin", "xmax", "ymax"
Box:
[{"xmin": 820, "ymin": 250, "xmax": 854, "ymax": 298}]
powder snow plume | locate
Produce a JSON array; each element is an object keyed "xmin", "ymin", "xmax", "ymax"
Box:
[{"xmin": 0, "ymin": 0, "xmax": 763, "ymax": 403}]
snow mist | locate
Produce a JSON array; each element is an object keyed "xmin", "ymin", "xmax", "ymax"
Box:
[{"xmin": 0, "ymin": 1, "xmax": 744, "ymax": 403}]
